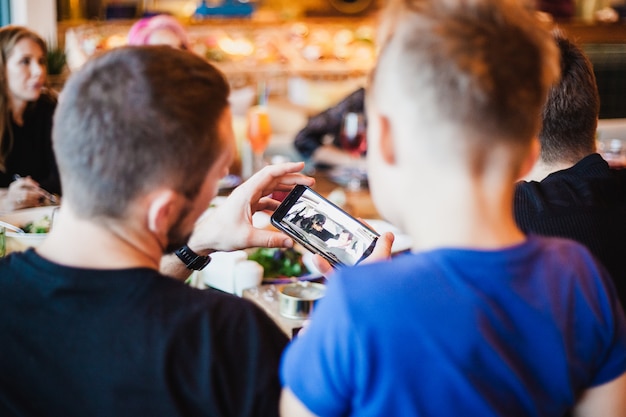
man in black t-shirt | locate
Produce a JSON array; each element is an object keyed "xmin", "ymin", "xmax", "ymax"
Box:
[
  {"xmin": 0, "ymin": 46, "xmax": 315, "ymax": 417},
  {"xmin": 515, "ymin": 35, "xmax": 626, "ymax": 303}
]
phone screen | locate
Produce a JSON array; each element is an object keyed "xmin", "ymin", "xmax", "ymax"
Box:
[{"xmin": 271, "ymin": 185, "xmax": 379, "ymax": 267}]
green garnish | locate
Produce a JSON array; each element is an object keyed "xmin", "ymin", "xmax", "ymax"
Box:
[
  {"xmin": 248, "ymin": 248, "xmax": 309, "ymax": 278},
  {"xmin": 23, "ymin": 215, "xmax": 51, "ymax": 234}
]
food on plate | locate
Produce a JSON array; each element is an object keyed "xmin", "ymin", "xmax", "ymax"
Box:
[
  {"xmin": 248, "ymin": 247, "xmax": 310, "ymax": 278},
  {"xmin": 23, "ymin": 215, "xmax": 52, "ymax": 234}
]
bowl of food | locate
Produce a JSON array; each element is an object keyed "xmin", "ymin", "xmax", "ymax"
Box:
[{"xmin": 0, "ymin": 206, "xmax": 57, "ymax": 253}]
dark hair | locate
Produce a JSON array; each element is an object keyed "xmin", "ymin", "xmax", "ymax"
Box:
[
  {"xmin": 53, "ymin": 46, "xmax": 230, "ymax": 218},
  {"xmin": 301, "ymin": 213, "xmax": 327, "ymax": 230},
  {"xmin": 0, "ymin": 26, "xmax": 48, "ymax": 171},
  {"xmin": 539, "ymin": 35, "xmax": 599, "ymax": 164}
]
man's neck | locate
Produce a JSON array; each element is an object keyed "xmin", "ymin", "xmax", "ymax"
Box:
[
  {"xmin": 36, "ymin": 206, "xmax": 163, "ymax": 271},
  {"xmin": 522, "ymin": 159, "xmax": 576, "ymax": 182}
]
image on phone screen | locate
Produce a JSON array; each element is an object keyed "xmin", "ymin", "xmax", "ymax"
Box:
[{"xmin": 271, "ymin": 185, "xmax": 379, "ymax": 267}]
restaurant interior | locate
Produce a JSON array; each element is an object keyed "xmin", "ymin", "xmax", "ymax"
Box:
[
  {"xmin": 4, "ymin": 0, "xmax": 626, "ymax": 159},
  {"xmin": 3, "ymin": 0, "xmax": 626, "ymax": 413},
  {"xmin": 2, "ymin": 0, "xmax": 626, "ymax": 332}
]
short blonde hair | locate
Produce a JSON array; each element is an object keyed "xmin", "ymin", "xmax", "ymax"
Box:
[{"xmin": 371, "ymin": 0, "xmax": 559, "ymax": 165}]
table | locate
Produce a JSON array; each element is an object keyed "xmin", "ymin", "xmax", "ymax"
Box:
[{"xmin": 242, "ymin": 284, "xmax": 309, "ymax": 338}]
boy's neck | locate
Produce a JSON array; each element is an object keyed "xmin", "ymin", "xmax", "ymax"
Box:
[{"xmin": 400, "ymin": 174, "xmax": 526, "ymax": 252}]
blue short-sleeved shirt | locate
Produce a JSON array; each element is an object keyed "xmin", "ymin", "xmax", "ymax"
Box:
[{"xmin": 281, "ymin": 236, "xmax": 626, "ymax": 417}]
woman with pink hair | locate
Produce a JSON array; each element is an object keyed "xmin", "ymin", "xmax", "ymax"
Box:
[{"xmin": 127, "ymin": 15, "xmax": 190, "ymax": 49}]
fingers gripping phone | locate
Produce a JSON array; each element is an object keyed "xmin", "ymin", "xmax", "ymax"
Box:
[{"xmin": 271, "ymin": 185, "xmax": 379, "ymax": 268}]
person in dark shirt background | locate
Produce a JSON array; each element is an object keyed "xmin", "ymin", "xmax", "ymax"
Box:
[
  {"xmin": 515, "ymin": 34, "xmax": 626, "ymax": 303},
  {"xmin": 294, "ymin": 87, "xmax": 366, "ymax": 167}
]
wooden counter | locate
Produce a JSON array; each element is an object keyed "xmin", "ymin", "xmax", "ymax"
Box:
[{"xmin": 557, "ymin": 22, "xmax": 626, "ymax": 44}]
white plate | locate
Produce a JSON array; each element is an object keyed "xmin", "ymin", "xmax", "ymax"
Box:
[{"xmin": 0, "ymin": 206, "xmax": 58, "ymax": 253}]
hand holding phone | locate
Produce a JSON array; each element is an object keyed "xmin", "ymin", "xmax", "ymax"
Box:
[{"xmin": 271, "ymin": 185, "xmax": 379, "ymax": 268}]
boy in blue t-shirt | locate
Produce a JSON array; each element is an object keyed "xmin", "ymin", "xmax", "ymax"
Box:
[{"xmin": 279, "ymin": 0, "xmax": 626, "ymax": 415}]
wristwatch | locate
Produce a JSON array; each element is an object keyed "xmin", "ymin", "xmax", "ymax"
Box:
[{"xmin": 175, "ymin": 244, "xmax": 212, "ymax": 271}]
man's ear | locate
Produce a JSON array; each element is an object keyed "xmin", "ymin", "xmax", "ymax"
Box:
[
  {"xmin": 146, "ymin": 189, "xmax": 181, "ymax": 240},
  {"xmin": 519, "ymin": 136, "xmax": 541, "ymax": 179},
  {"xmin": 378, "ymin": 114, "xmax": 395, "ymax": 165}
]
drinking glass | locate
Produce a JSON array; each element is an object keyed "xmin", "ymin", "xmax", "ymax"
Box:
[
  {"xmin": 246, "ymin": 105, "xmax": 272, "ymax": 173},
  {"xmin": 339, "ymin": 112, "xmax": 367, "ymax": 190}
]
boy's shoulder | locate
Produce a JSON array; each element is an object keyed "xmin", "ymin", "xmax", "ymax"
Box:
[{"xmin": 347, "ymin": 235, "xmax": 604, "ymax": 289}]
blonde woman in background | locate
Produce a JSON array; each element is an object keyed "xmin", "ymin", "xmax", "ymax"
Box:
[{"xmin": 0, "ymin": 26, "xmax": 60, "ymax": 213}]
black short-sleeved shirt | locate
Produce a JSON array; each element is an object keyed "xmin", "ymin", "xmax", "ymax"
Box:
[
  {"xmin": 514, "ymin": 153, "xmax": 626, "ymax": 304},
  {"xmin": 0, "ymin": 92, "xmax": 61, "ymax": 194},
  {"xmin": 0, "ymin": 250, "xmax": 288, "ymax": 417}
]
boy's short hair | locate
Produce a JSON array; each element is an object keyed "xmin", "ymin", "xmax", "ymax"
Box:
[
  {"xmin": 370, "ymin": 0, "xmax": 559, "ymax": 166},
  {"xmin": 53, "ymin": 46, "xmax": 230, "ymax": 218},
  {"xmin": 539, "ymin": 35, "xmax": 599, "ymax": 164}
]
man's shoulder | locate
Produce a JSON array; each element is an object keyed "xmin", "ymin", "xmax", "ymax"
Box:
[
  {"xmin": 515, "ymin": 154, "xmax": 626, "ymax": 207},
  {"xmin": 149, "ymin": 280, "xmax": 288, "ymax": 342},
  {"xmin": 1, "ymin": 251, "xmax": 286, "ymax": 343},
  {"xmin": 519, "ymin": 154, "xmax": 615, "ymax": 187}
]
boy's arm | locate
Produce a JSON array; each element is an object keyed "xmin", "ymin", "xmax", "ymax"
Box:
[
  {"xmin": 572, "ymin": 372, "xmax": 626, "ymax": 417},
  {"xmin": 280, "ymin": 388, "xmax": 319, "ymax": 417}
]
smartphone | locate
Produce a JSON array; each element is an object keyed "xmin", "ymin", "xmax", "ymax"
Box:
[{"xmin": 271, "ymin": 185, "xmax": 379, "ymax": 268}]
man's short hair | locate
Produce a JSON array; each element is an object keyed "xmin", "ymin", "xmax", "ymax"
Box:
[
  {"xmin": 370, "ymin": 0, "xmax": 559, "ymax": 166},
  {"xmin": 53, "ymin": 46, "xmax": 230, "ymax": 218},
  {"xmin": 539, "ymin": 35, "xmax": 599, "ymax": 164}
]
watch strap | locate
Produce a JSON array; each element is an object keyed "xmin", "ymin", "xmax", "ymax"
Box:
[{"xmin": 175, "ymin": 244, "xmax": 212, "ymax": 271}]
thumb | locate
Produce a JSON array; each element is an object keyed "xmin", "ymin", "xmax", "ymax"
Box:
[
  {"xmin": 363, "ymin": 232, "xmax": 395, "ymax": 264},
  {"xmin": 247, "ymin": 229, "xmax": 295, "ymax": 250},
  {"xmin": 312, "ymin": 254, "xmax": 334, "ymax": 277}
]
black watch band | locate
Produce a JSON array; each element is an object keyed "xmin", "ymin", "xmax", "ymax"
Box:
[{"xmin": 175, "ymin": 244, "xmax": 212, "ymax": 271}]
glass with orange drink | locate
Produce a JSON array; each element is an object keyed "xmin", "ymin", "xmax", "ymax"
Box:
[{"xmin": 246, "ymin": 105, "xmax": 272, "ymax": 172}]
